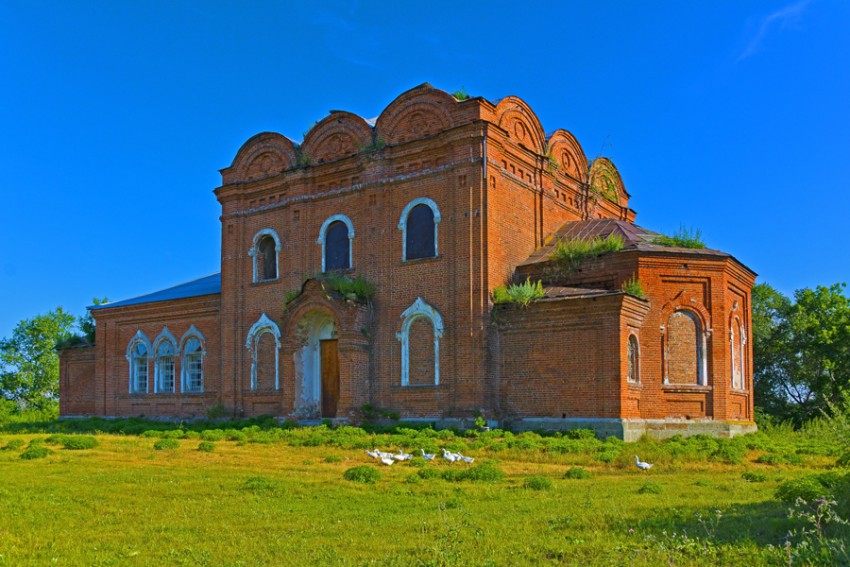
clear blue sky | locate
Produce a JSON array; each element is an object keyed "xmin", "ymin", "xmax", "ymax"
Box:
[{"xmin": 1, "ymin": 0, "xmax": 848, "ymax": 338}]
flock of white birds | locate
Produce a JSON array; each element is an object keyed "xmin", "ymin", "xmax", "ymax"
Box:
[{"xmin": 365, "ymin": 448, "xmax": 475, "ymax": 466}]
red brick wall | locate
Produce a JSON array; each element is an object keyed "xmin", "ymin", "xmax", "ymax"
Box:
[
  {"xmin": 666, "ymin": 311, "xmax": 700, "ymax": 385},
  {"xmin": 58, "ymin": 346, "xmax": 96, "ymax": 416}
]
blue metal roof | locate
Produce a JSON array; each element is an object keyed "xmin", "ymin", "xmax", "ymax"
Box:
[{"xmin": 91, "ymin": 273, "xmax": 221, "ymax": 310}]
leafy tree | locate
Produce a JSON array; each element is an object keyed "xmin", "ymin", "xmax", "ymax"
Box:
[
  {"xmin": 78, "ymin": 297, "xmax": 108, "ymax": 342},
  {"xmin": 753, "ymin": 282, "xmax": 850, "ymax": 422},
  {"xmin": 0, "ymin": 308, "xmax": 75, "ymax": 411}
]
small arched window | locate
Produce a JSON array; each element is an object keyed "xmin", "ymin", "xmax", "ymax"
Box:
[
  {"xmin": 627, "ymin": 334, "xmax": 640, "ymax": 383},
  {"xmin": 155, "ymin": 340, "xmax": 175, "ymax": 393},
  {"xmin": 182, "ymin": 337, "xmax": 204, "ymax": 393},
  {"xmin": 318, "ymin": 214, "xmax": 354, "ymax": 272},
  {"xmin": 250, "ymin": 229, "xmax": 281, "ymax": 283},
  {"xmin": 129, "ymin": 341, "xmax": 149, "ymax": 394},
  {"xmin": 399, "ymin": 198, "xmax": 441, "ymax": 261}
]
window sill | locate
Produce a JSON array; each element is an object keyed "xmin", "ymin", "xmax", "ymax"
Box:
[
  {"xmin": 731, "ymin": 388, "xmax": 749, "ymax": 395},
  {"xmin": 252, "ymin": 278, "xmax": 280, "ymax": 287},
  {"xmin": 124, "ymin": 392, "xmax": 214, "ymax": 398},
  {"xmin": 662, "ymin": 384, "xmax": 713, "ymax": 393},
  {"xmin": 627, "ymin": 382, "xmax": 642, "ymax": 391},
  {"xmin": 393, "ymin": 384, "xmax": 443, "ymax": 390},
  {"xmin": 401, "ymin": 255, "xmax": 441, "ymax": 266},
  {"xmin": 243, "ymin": 389, "xmax": 282, "ymax": 395}
]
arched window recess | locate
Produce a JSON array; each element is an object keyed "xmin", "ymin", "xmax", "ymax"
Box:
[
  {"xmin": 396, "ymin": 297, "xmax": 444, "ymax": 386},
  {"xmin": 317, "ymin": 214, "xmax": 354, "ymax": 272},
  {"xmin": 245, "ymin": 313, "xmax": 281, "ymax": 391},
  {"xmin": 126, "ymin": 330, "xmax": 151, "ymax": 394},
  {"xmin": 249, "ymin": 229, "xmax": 281, "ymax": 283},
  {"xmin": 180, "ymin": 325, "xmax": 206, "ymax": 394},
  {"xmin": 398, "ymin": 198, "xmax": 441, "ymax": 261}
]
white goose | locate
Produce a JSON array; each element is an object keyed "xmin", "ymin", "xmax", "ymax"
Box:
[
  {"xmin": 441, "ymin": 448, "xmax": 460, "ymax": 463},
  {"xmin": 420, "ymin": 449, "xmax": 436, "ymax": 461},
  {"xmin": 381, "ymin": 456, "xmax": 395, "ymax": 466},
  {"xmin": 634, "ymin": 455, "xmax": 653, "ymax": 471},
  {"xmin": 394, "ymin": 450, "xmax": 413, "ymax": 461},
  {"xmin": 365, "ymin": 449, "xmax": 380, "ymax": 460},
  {"xmin": 457, "ymin": 453, "xmax": 474, "ymax": 464}
]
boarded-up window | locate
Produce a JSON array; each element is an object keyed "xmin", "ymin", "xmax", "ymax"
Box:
[
  {"xmin": 256, "ymin": 332, "xmax": 277, "ymax": 390},
  {"xmin": 408, "ymin": 317, "xmax": 436, "ymax": 385},
  {"xmin": 627, "ymin": 335, "xmax": 639, "ymax": 383},
  {"xmin": 258, "ymin": 235, "xmax": 277, "ymax": 280},
  {"xmin": 406, "ymin": 204, "xmax": 436, "ymax": 260},
  {"xmin": 325, "ymin": 221, "xmax": 350, "ymax": 271},
  {"xmin": 667, "ymin": 311, "xmax": 700, "ymax": 384},
  {"xmin": 731, "ymin": 318, "xmax": 745, "ymax": 389}
]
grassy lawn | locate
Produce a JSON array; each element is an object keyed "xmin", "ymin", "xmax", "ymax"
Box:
[{"xmin": 0, "ymin": 424, "xmax": 846, "ymax": 566}]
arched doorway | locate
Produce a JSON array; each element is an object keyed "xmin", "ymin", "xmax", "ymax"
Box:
[{"xmin": 293, "ymin": 310, "xmax": 338, "ymax": 418}]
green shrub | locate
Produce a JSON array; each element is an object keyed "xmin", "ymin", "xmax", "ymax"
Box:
[
  {"xmin": 197, "ymin": 441, "xmax": 215, "ymax": 452},
  {"xmin": 242, "ymin": 476, "xmax": 279, "ymax": 493},
  {"xmin": 1, "ymin": 439, "xmax": 25, "ymax": 451},
  {"xmin": 59, "ymin": 436, "xmax": 98, "ymax": 450},
  {"xmin": 550, "ymin": 233, "xmax": 624, "ymax": 271},
  {"xmin": 452, "ymin": 87, "xmax": 470, "ymax": 101},
  {"xmin": 637, "ymin": 482, "xmax": 663, "ymax": 494},
  {"xmin": 457, "ymin": 463, "xmax": 504, "ymax": 483},
  {"xmin": 742, "ymin": 471, "xmax": 768, "ymax": 483},
  {"xmin": 343, "ymin": 465, "xmax": 381, "ymax": 484},
  {"xmin": 492, "ymin": 278, "xmax": 545, "ymax": 307},
  {"xmin": 564, "ymin": 467, "xmax": 591, "ymax": 479},
  {"xmin": 776, "ymin": 477, "xmax": 830, "ymax": 504},
  {"xmin": 225, "ymin": 430, "xmax": 247, "ymax": 442},
  {"xmin": 652, "ymin": 226, "xmax": 705, "ymax": 249},
  {"xmin": 323, "ymin": 455, "xmax": 343, "ymax": 463},
  {"xmin": 153, "ymin": 438, "xmax": 180, "ymax": 451},
  {"xmin": 523, "ymin": 476, "xmax": 553, "ymax": 491},
  {"xmin": 417, "ymin": 468, "xmax": 442, "ymax": 480},
  {"xmin": 20, "ymin": 445, "xmax": 52, "ymax": 460},
  {"xmin": 201, "ymin": 429, "xmax": 226, "ymax": 442},
  {"xmin": 837, "ymin": 452, "xmax": 850, "ymax": 468}
]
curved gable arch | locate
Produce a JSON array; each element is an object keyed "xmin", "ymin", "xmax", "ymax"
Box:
[
  {"xmin": 495, "ymin": 96, "xmax": 546, "ymax": 154},
  {"xmin": 375, "ymin": 84, "xmax": 457, "ymax": 145},
  {"xmin": 179, "ymin": 325, "xmax": 207, "ymax": 354},
  {"xmin": 546, "ymin": 129, "xmax": 589, "ymax": 182},
  {"xmin": 301, "ymin": 111, "xmax": 372, "ymax": 164},
  {"xmin": 152, "ymin": 327, "xmax": 178, "ymax": 352},
  {"xmin": 589, "ymin": 158, "xmax": 629, "ymax": 207},
  {"xmin": 125, "ymin": 330, "xmax": 151, "ymax": 360},
  {"xmin": 224, "ymin": 132, "xmax": 297, "ymax": 184}
]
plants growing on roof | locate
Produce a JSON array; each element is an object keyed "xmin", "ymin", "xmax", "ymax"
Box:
[
  {"xmin": 322, "ymin": 274, "xmax": 376, "ymax": 302},
  {"xmin": 653, "ymin": 226, "xmax": 706, "ymax": 249},
  {"xmin": 621, "ymin": 275, "xmax": 647, "ymax": 299},
  {"xmin": 492, "ymin": 278, "xmax": 545, "ymax": 308},
  {"xmin": 451, "ymin": 87, "xmax": 470, "ymax": 101},
  {"xmin": 549, "ymin": 233, "xmax": 624, "ymax": 272}
]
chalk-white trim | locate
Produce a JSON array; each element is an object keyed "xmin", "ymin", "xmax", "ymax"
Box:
[
  {"xmin": 152, "ymin": 327, "xmax": 178, "ymax": 394},
  {"xmin": 180, "ymin": 325, "xmax": 206, "ymax": 394},
  {"xmin": 126, "ymin": 330, "xmax": 151, "ymax": 394},
  {"xmin": 395, "ymin": 298, "xmax": 444, "ymax": 386},
  {"xmin": 249, "ymin": 228, "xmax": 281, "ymax": 283},
  {"xmin": 627, "ymin": 333, "xmax": 640, "ymax": 383},
  {"xmin": 317, "ymin": 214, "xmax": 354, "ymax": 272},
  {"xmin": 398, "ymin": 197, "xmax": 441, "ymax": 262},
  {"xmin": 663, "ymin": 310, "xmax": 708, "ymax": 386},
  {"xmin": 246, "ymin": 313, "xmax": 281, "ymax": 390}
]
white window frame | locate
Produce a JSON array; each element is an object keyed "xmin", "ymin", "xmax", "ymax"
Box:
[
  {"xmin": 731, "ymin": 317, "xmax": 746, "ymax": 390},
  {"xmin": 153, "ymin": 327, "xmax": 178, "ymax": 394},
  {"xmin": 317, "ymin": 214, "xmax": 354, "ymax": 272},
  {"xmin": 126, "ymin": 330, "xmax": 151, "ymax": 394},
  {"xmin": 249, "ymin": 228, "xmax": 281, "ymax": 283},
  {"xmin": 245, "ymin": 313, "xmax": 281, "ymax": 391},
  {"xmin": 180, "ymin": 325, "xmax": 206, "ymax": 394},
  {"xmin": 396, "ymin": 297, "xmax": 444, "ymax": 386},
  {"xmin": 398, "ymin": 197, "xmax": 441, "ymax": 262}
]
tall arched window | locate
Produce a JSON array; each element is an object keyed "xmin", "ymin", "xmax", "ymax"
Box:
[
  {"xmin": 396, "ymin": 298, "xmax": 444, "ymax": 386},
  {"xmin": 399, "ymin": 198, "xmax": 441, "ymax": 261},
  {"xmin": 731, "ymin": 317, "xmax": 746, "ymax": 390},
  {"xmin": 155, "ymin": 341, "xmax": 176, "ymax": 393},
  {"xmin": 627, "ymin": 334, "xmax": 640, "ymax": 383},
  {"xmin": 127, "ymin": 332, "xmax": 151, "ymax": 394},
  {"xmin": 250, "ymin": 229, "xmax": 281, "ymax": 283},
  {"xmin": 181, "ymin": 326, "xmax": 206, "ymax": 394},
  {"xmin": 318, "ymin": 214, "xmax": 354, "ymax": 272},
  {"xmin": 664, "ymin": 310, "xmax": 707, "ymax": 386},
  {"xmin": 246, "ymin": 313, "xmax": 281, "ymax": 391}
]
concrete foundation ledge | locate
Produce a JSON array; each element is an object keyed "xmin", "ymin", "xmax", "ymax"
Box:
[{"xmin": 501, "ymin": 417, "xmax": 757, "ymax": 441}]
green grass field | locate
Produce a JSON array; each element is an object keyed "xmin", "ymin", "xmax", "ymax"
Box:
[{"xmin": 0, "ymin": 422, "xmax": 847, "ymax": 566}]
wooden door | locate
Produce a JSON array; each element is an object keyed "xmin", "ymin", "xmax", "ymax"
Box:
[{"xmin": 320, "ymin": 339, "xmax": 339, "ymax": 418}]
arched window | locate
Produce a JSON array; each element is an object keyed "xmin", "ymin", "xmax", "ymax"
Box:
[
  {"xmin": 155, "ymin": 341, "xmax": 176, "ymax": 393},
  {"xmin": 246, "ymin": 313, "xmax": 281, "ymax": 391},
  {"xmin": 181, "ymin": 326, "xmax": 206, "ymax": 394},
  {"xmin": 398, "ymin": 198, "xmax": 441, "ymax": 261},
  {"xmin": 250, "ymin": 229, "xmax": 281, "ymax": 283},
  {"xmin": 731, "ymin": 317, "xmax": 746, "ymax": 390},
  {"xmin": 627, "ymin": 334, "xmax": 640, "ymax": 383},
  {"xmin": 396, "ymin": 298, "xmax": 444, "ymax": 386},
  {"xmin": 318, "ymin": 214, "xmax": 354, "ymax": 272},
  {"xmin": 664, "ymin": 310, "xmax": 708, "ymax": 386},
  {"xmin": 126, "ymin": 331, "xmax": 151, "ymax": 394}
]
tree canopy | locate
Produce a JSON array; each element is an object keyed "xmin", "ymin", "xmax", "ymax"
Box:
[{"xmin": 753, "ymin": 282, "xmax": 850, "ymax": 422}]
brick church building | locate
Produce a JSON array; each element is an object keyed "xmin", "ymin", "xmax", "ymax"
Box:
[{"xmin": 59, "ymin": 84, "xmax": 756, "ymax": 439}]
